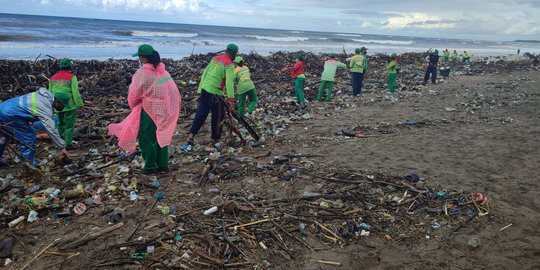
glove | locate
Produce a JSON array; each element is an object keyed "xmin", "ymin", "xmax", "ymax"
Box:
[{"xmin": 228, "ymin": 98, "xmax": 235, "ymax": 112}]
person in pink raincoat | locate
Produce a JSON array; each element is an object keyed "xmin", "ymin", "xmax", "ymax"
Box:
[{"xmin": 108, "ymin": 44, "xmax": 181, "ymax": 174}]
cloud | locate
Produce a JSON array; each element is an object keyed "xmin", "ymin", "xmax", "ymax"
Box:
[
  {"xmin": 361, "ymin": 21, "xmax": 376, "ymax": 28},
  {"xmin": 24, "ymin": 0, "xmax": 540, "ymax": 39},
  {"xmin": 383, "ymin": 13, "xmax": 456, "ymax": 30},
  {"xmin": 60, "ymin": 0, "xmax": 206, "ymax": 13}
]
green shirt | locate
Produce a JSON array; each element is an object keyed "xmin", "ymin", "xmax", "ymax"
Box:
[
  {"xmin": 387, "ymin": 60, "xmax": 399, "ymax": 74},
  {"xmin": 48, "ymin": 70, "xmax": 83, "ymax": 112},
  {"xmin": 321, "ymin": 59, "xmax": 347, "ymax": 82},
  {"xmin": 197, "ymin": 54, "xmax": 235, "ymax": 98},
  {"xmin": 234, "ymin": 66, "xmax": 256, "ymax": 94},
  {"xmin": 349, "ymin": 54, "xmax": 367, "ymax": 73}
]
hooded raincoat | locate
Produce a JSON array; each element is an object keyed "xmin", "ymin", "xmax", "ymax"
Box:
[{"xmin": 108, "ymin": 63, "xmax": 181, "ymax": 153}]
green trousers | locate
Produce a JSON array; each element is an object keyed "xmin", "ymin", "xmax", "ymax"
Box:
[
  {"xmin": 294, "ymin": 77, "xmax": 306, "ymax": 105},
  {"xmin": 388, "ymin": 73, "xmax": 397, "ymax": 94},
  {"xmin": 58, "ymin": 109, "xmax": 77, "ymax": 147},
  {"xmin": 237, "ymin": 88, "xmax": 257, "ymax": 117},
  {"xmin": 317, "ymin": 80, "xmax": 335, "ymax": 101},
  {"xmin": 138, "ymin": 110, "xmax": 168, "ymax": 171}
]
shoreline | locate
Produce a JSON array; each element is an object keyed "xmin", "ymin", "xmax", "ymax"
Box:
[{"xmin": 0, "ymin": 47, "xmax": 531, "ymax": 61}]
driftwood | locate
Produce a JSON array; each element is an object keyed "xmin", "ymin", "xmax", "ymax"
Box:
[
  {"xmin": 61, "ymin": 222, "xmax": 124, "ymax": 250},
  {"xmin": 20, "ymin": 238, "xmax": 61, "ymax": 270},
  {"xmin": 252, "ymin": 193, "xmax": 355, "ymax": 205}
]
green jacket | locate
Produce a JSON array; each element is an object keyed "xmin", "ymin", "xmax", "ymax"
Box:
[
  {"xmin": 349, "ymin": 54, "xmax": 367, "ymax": 73},
  {"xmin": 234, "ymin": 66, "xmax": 256, "ymax": 94},
  {"xmin": 48, "ymin": 70, "xmax": 83, "ymax": 112},
  {"xmin": 197, "ymin": 54, "xmax": 235, "ymax": 98},
  {"xmin": 321, "ymin": 59, "xmax": 347, "ymax": 82},
  {"xmin": 387, "ymin": 59, "xmax": 399, "ymax": 74}
]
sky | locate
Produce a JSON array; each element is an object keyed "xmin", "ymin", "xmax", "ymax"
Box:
[{"xmin": 1, "ymin": 0, "xmax": 540, "ymax": 41}]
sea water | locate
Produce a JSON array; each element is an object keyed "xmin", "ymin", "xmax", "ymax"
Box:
[{"xmin": 1, "ymin": 13, "xmax": 538, "ymax": 60}]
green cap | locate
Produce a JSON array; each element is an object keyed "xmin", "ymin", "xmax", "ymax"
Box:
[
  {"xmin": 355, "ymin": 48, "xmax": 361, "ymax": 53},
  {"xmin": 226, "ymin": 43, "xmax": 239, "ymax": 53},
  {"xmin": 391, "ymin": 53, "xmax": 397, "ymax": 57},
  {"xmin": 233, "ymin": 56, "xmax": 244, "ymax": 64},
  {"xmin": 328, "ymin": 53, "xmax": 336, "ymax": 58},
  {"xmin": 295, "ymin": 52, "xmax": 303, "ymax": 60},
  {"xmin": 132, "ymin": 44, "xmax": 154, "ymax": 57},
  {"xmin": 360, "ymin": 47, "xmax": 367, "ymax": 52},
  {"xmin": 54, "ymin": 92, "xmax": 71, "ymax": 105},
  {"xmin": 59, "ymin": 58, "xmax": 72, "ymax": 68}
]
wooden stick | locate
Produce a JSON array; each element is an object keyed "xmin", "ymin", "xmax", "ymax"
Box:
[
  {"xmin": 62, "ymin": 223, "xmax": 124, "ymax": 249},
  {"xmin": 252, "ymin": 193, "xmax": 354, "ymax": 205},
  {"xmin": 316, "ymin": 259, "xmax": 342, "ymax": 266},
  {"xmin": 272, "ymin": 220, "xmax": 311, "ymax": 249},
  {"xmin": 343, "ymin": 208, "xmax": 363, "ymax": 215},
  {"xmin": 20, "ymin": 238, "xmax": 61, "ymax": 270},
  {"xmin": 192, "ymin": 250, "xmax": 224, "ymax": 267},
  {"xmin": 221, "ymin": 221, "xmax": 247, "ymax": 258},
  {"xmin": 235, "ymin": 218, "xmax": 271, "ymax": 228},
  {"xmin": 499, "ymin": 223, "xmax": 513, "ymax": 231},
  {"xmin": 225, "ymin": 262, "xmax": 252, "ymax": 268},
  {"xmin": 314, "ymin": 221, "xmax": 342, "ymax": 241}
]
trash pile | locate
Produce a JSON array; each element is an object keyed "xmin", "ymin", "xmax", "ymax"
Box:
[{"xmin": 0, "ymin": 147, "xmax": 492, "ymax": 268}]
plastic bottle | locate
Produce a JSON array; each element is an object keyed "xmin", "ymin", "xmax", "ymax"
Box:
[
  {"xmin": 8, "ymin": 216, "xmax": 25, "ymax": 227},
  {"xmin": 50, "ymin": 189, "xmax": 61, "ymax": 198},
  {"xmin": 27, "ymin": 210, "xmax": 38, "ymax": 222},
  {"xmin": 203, "ymin": 206, "xmax": 218, "ymax": 215}
]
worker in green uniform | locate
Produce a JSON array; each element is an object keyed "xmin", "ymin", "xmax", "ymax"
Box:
[
  {"xmin": 282, "ymin": 53, "xmax": 306, "ymax": 105},
  {"xmin": 443, "ymin": 49, "xmax": 450, "ymax": 62},
  {"xmin": 49, "ymin": 58, "xmax": 84, "ymax": 150},
  {"xmin": 233, "ymin": 56, "xmax": 257, "ymax": 117},
  {"xmin": 180, "ymin": 44, "xmax": 238, "ymax": 151},
  {"xmin": 349, "ymin": 47, "xmax": 368, "ymax": 96},
  {"xmin": 316, "ymin": 53, "xmax": 347, "ymax": 101},
  {"xmin": 451, "ymin": 50, "xmax": 459, "ymax": 62},
  {"xmin": 387, "ymin": 53, "xmax": 399, "ymax": 96},
  {"xmin": 461, "ymin": 51, "xmax": 471, "ymax": 63}
]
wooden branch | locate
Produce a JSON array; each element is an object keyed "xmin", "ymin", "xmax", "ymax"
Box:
[
  {"xmin": 62, "ymin": 223, "xmax": 124, "ymax": 249},
  {"xmin": 20, "ymin": 238, "xmax": 61, "ymax": 270},
  {"xmin": 192, "ymin": 249, "xmax": 224, "ymax": 267},
  {"xmin": 252, "ymin": 193, "xmax": 354, "ymax": 205}
]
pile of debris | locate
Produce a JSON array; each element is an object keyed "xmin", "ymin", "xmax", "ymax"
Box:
[{"xmin": 1, "ymin": 148, "xmax": 492, "ymax": 268}]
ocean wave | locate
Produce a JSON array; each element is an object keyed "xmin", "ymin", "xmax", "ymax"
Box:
[
  {"xmin": 244, "ymin": 35, "xmax": 309, "ymax": 42},
  {"xmin": 0, "ymin": 40, "xmax": 197, "ymax": 49},
  {"xmin": 0, "ymin": 34, "xmax": 43, "ymax": 42},
  {"xmin": 352, "ymin": 39, "xmax": 415, "ymax": 45},
  {"xmin": 336, "ymin": 33, "xmax": 363, "ymax": 37},
  {"xmin": 130, "ymin": 31, "xmax": 199, "ymax": 38},
  {"xmin": 328, "ymin": 37, "xmax": 353, "ymax": 43},
  {"xmin": 111, "ymin": 30, "xmax": 133, "ymax": 36}
]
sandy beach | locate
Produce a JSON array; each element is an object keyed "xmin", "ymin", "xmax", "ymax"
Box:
[{"xmin": 0, "ymin": 52, "xmax": 538, "ymax": 269}]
